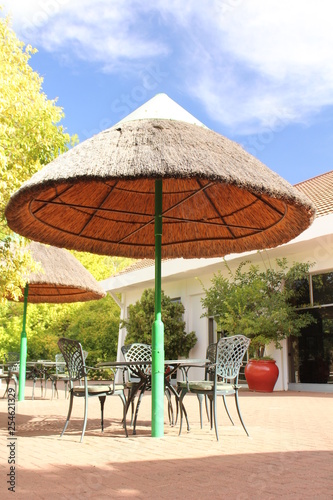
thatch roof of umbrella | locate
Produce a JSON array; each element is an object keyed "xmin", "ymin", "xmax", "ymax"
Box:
[
  {"xmin": 9, "ymin": 241, "xmax": 106, "ymax": 303},
  {"xmin": 5, "ymin": 94, "xmax": 315, "ymax": 259}
]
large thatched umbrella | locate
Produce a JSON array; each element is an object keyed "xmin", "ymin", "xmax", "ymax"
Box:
[
  {"xmin": 8, "ymin": 241, "xmax": 106, "ymax": 401},
  {"xmin": 5, "ymin": 94, "xmax": 315, "ymax": 431}
]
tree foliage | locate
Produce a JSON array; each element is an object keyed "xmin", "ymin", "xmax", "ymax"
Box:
[
  {"xmin": 121, "ymin": 288, "xmax": 197, "ymax": 359},
  {"xmin": 70, "ymin": 251, "xmax": 133, "ymax": 281},
  {"xmin": 201, "ymin": 258, "xmax": 316, "ymax": 358},
  {"xmin": 0, "ymin": 296, "xmax": 119, "ymax": 368},
  {"xmin": 0, "ymin": 15, "xmax": 77, "ymax": 301}
]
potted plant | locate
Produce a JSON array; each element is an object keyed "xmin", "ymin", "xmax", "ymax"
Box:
[{"xmin": 201, "ymin": 257, "xmax": 315, "ymax": 392}]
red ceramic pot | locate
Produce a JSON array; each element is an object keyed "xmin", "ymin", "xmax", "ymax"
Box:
[{"xmin": 244, "ymin": 359, "xmax": 279, "ymax": 392}]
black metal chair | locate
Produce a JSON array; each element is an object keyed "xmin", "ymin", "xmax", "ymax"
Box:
[
  {"xmin": 121, "ymin": 343, "xmax": 174, "ymax": 434},
  {"xmin": 58, "ymin": 337, "xmax": 128, "ymax": 442},
  {"xmin": 178, "ymin": 335, "xmax": 250, "ymax": 441},
  {"xmin": 0, "ymin": 352, "xmax": 19, "ymax": 398}
]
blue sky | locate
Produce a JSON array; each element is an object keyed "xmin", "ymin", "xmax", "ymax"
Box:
[{"xmin": 2, "ymin": 0, "xmax": 333, "ymax": 184}]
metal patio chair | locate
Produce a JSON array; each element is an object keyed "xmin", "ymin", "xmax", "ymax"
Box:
[
  {"xmin": 50, "ymin": 351, "xmax": 88, "ymax": 399},
  {"xmin": 121, "ymin": 343, "xmax": 174, "ymax": 434},
  {"xmin": 0, "ymin": 352, "xmax": 19, "ymax": 398},
  {"xmin": 197, "ymin": 342, "xmax": 238, "ymax": 429},
  {"xmin": 58, "ymin": 337, "xmax": 128, "ymax": 442},
  {"xmin": 178, "ymin": 335, "xmax": 251, "ymax": 441}
]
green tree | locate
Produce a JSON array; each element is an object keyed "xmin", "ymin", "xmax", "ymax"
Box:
[
  {"xmin": 0, "ymin": 293, "xmax": 121, "ymax": 368},
  {"xmin": 121, "ymin": 288, "xmax": 197, "ymax": 359},
  {"xmin": 71, "ymin": 251, "xmax": 133, "ymax": 281},
  {"xmin": 201, "ymin": 258, "xmax": 315, "ymax": 358},
  {"xmin": 0, "ymin": 15, "xmax": 77, "ymax": 301}
]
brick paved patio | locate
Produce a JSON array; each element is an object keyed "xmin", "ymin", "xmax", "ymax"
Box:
[{"xmin": 0, "ymin": 383, "xmax": 332, "ymax": 499}]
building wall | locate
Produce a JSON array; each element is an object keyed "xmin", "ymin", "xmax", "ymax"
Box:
[{"xmin": 105, "ymin": 213, "xmax": 333, "ymax": 392}]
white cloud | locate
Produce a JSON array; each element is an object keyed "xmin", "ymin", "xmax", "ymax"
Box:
[
  {"xmin": 2, "ymin": 0, "xmax": 333, "ymax": 133},
  {"xmin": 173, "ymin": 0, "xmax": 333, "ymax": 133},
  {"xmin": 2, "ymin": 0, "xmax": 169, "ymax": 67}
]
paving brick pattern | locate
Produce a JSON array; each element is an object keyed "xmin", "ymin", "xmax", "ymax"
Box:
[{"xmin": 0, "ymin": 384, "xmax": 332, "ymax": 499}]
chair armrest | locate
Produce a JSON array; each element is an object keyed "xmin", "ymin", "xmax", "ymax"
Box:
[{"xmin": 87, "ymin": 365, "xmax": 126, "ymax": 392}]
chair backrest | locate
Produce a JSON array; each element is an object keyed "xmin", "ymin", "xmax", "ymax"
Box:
[
  {"xmin": 55, "ymin": 353, "xmax": 66, "ymax": 374},
  {"xmin": 216, "ymin": 335, "xmax": 250, "ymax": 382},
  {"xmin": 207, "ymin": 343, "xmax": 217, "ymax": 363},
  {"xmin": 205, "ymin": 343, "xmax": 217, "ymax": 380},
  {"xmin": 121, "ymin": 343, "xmax": 152, "ymax": 379},
  {"xmin": 5, "ymin": 352, "xmax": 20, "ymax": 371},
  {"xmin": 6, "ymin": 352, "xmax": 19, "ymax": 363},
  {"xmin": 57, "ymin": 338, "xmax": 86, "ymax": 381}
]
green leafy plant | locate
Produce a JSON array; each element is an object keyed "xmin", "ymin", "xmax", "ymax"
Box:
[
  {"xmin": 121, "ymin": 288, "xmax": 197, "ymax": 359},
  {"xmin": 201, "ymin": 258, "xmax": 316, "ymax": 358}
]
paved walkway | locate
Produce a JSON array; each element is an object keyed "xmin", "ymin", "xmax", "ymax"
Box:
[{"xmin": 0, "ymin": 383, "xmax": 332, "ymax": 499}]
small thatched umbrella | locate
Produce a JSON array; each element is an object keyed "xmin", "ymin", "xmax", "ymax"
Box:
[
  {"xmin": 5, "ymin": 94, "xmax": 315, "ymax": 428},
  {"xmin": 7, "ymin": 241, "xmax": 106, "ymax": 401}
]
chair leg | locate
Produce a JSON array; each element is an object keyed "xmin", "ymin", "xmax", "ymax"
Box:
[
  {"xmin": 178, "ymin": 388, "xmax": 190, "ymax": 435},
  {"xmin": 130, "ymin": 399, "xmax": 135, "ymax": 426},
  {"xmin": 118, "ymin": 393, "xmax": 128, "ymax": 437},
  {"xmin": 174, "ymin": 390, "xmax": 180, "ymax": 425},
  {"xmin": 205, "ymin": 395, "xmax": 210, "ymax": 422},
  {"xmin": 165, "ymin": 388, "xmax": 174, "ymax": 426},
  {"xmin": 80, "ymin": 392, "xmax": 89, "ymax": 442},
  {"xmin": 52, "ymin": 380, "xmax": 58, "ymax": 400},
  {"xmin": 125, "ymin": 386, "xmax": 138, "ymax": 426},
  {"xmin": 234, "ymin": 391, "xmax": 249, "ymax": 437},
  {"xmin": 2, "ymin": 378, "xmax": 10, "ymax": 398},
  {"xmin": 183, "ymin": 401, "xmax": 190, "ymax": 431},
  {"xmin": 197, "ymin": 394, "xmax": 204, "ymax": 429},
  {"xmin": 132, "ymin": 385, "xmax": 146, "ymax": 435},
  {"xmin": 43, "ymin": 377, "xmax": 48, "ymax": 398},
  {"xmin": 222, "ymin": 395, "xmax": 235, "ymax": 425},
  {"xmin": 60, "ymin": 392, "xmax": 74, "ymax": 438},
  {"xmin": 99, "ymin": 395, "xmax": 106, "ymax": 432},
  {"xmin": 209, "ymin": 397, "xmax": 213, "ymax": 430},
  {"xmin": 212, "ymin": 396, "xmax": 219, "ymax": 441}
]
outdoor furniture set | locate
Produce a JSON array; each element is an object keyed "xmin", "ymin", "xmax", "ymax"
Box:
[
  {"xmin": 56, "ymin": 334, "xmax": 250, "ymax": 443},
  {"xmin": 1, "ymin": 335, "xmax": 250, "ymax": 442},
  {"xmin": 1, "ymin": 356, "xmax": 68, "ymax": 400}
]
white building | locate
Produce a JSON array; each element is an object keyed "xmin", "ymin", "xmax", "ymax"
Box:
[{"xmin": 101, "ymin": 170, "xmax": 333, "ymax": 393}]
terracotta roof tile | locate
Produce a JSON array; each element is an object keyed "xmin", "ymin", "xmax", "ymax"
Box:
[{"xmin": 295, "ymin": 170, "xmax": 333, "ymax": 217}]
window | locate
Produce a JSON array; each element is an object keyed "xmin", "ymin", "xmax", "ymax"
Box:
[
  {"xmin": 312, "ymin": 272, "xmax": 333, "ymax": 306},
  {"xmin": 289, "ymin": 269, "xmax": 333, "ymax": 384}
]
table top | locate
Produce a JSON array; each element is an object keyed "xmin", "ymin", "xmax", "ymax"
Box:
[
  {"xmin": 23, "ymin": 360, "xmax": 65, "ymax": 368},
  {"xmin": 97, "ymin": 359, "xmax": 208, "ymax": 368}
]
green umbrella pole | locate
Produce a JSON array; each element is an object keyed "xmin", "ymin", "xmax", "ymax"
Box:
[
  {"xmin": 152, "ymin": 179, "xmax": 165, "ymax": 437},
  {"xmin": 18, "ymin": 284, "xmax": 29, "ymax": 401}
]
